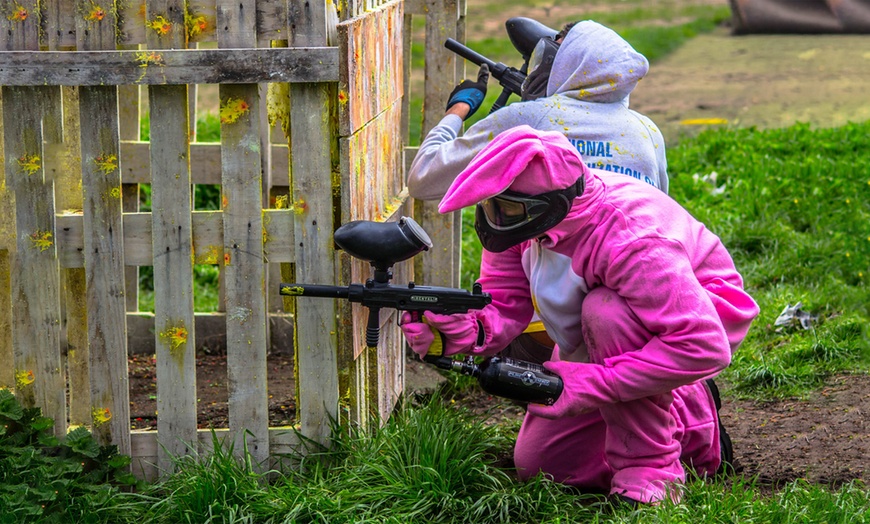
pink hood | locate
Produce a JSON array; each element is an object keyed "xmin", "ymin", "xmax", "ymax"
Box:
[{"xmin": 438, "ymin": 125, "xmax": 589, "ymax": 213}]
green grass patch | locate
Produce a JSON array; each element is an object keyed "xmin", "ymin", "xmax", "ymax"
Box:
[
  {"xmin": 668, "ymin": 122, "xmax": 870, "ymax": 399},
  {"xmin": 70, "ymin": 395, "xmax": 870, "ymax": 522}
]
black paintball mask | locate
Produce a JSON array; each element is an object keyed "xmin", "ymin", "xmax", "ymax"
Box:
[
  {"xmin": 520, "ymin": 37, "xmax": 560, "ymax": 101},
  {"xmin": 474, "ymin": 176, "xmax": 585, "ymax": 253}
]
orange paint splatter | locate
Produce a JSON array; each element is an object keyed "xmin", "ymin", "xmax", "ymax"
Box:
[
  {"xmin": 148, "ymin": 15, "xmax": 172, "ymax": 35},
  {"xmin": 8, "ymin": 6, "xmax": 28, "ymax": 21},
  {"xmin": 86, "ymin": 6, "xmax": 106, "ymax": 22},
  {"xmin": 186, "ymin": 14, "xmax": 208, "ymax": 37},
  {"xmin": 160, "ymin": 325, "xmax": 188, "ymax": 350}
]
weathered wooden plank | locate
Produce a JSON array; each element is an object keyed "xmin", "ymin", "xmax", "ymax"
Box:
[
  {"xmin": 147, "ymin": 0, "xmax": 197, "ymax": 474},
  {"xmin": 337, "ymin": 0, "xmax": 404, "ymax": 136},
  {"xmin": 118, "ymin": 59, "xmax": 141, "ymax": 314},
  {"xmin": 56, "ymin": 209, "xmax": 295, "ymax": 267},
  {"xmin": 401, "ymin": 14, "xmax": 412, "ymax": 143},
  {"xmin": 125, "ymin": 311, "xmax": 294, "ymax": 355},
  {"xmin": 290, "ymin": 81, "xmax": 340, "ymax": 445},
  {"xmin": 119, "ymin": 141, "xmax": 290, "ymax": 185},
  {"xmin": 75, "ymin": 0, "xmax": 131, "ymax": 454},
  {"xmin": 338, "ymin": 101, "xmax": 406, "ymax": 413},
  {"xmin": 0, "ymin": 0, "xmax": 40, "ymax": 51},
  {"xmin": 0, "ymin": 79, "xmax": 10, "ymax": 390},
  {"xmin": 0, "ymin": 48, "xmax": 340, "ymax": 86},
  {"xmin": 288, "ymin": 0, "xmax": 328, "ymax": 46},
  {"xmin": 0, "ymin": 249, "xmax": 11, "ymax": 389},
  {"xmin": 256, "ymin": 0, "xmax": 288, "ymax": 43},
  {"xmin": 340, "ymin": 101, "xmax": 405, "ymax": 226},
  {"xmin": 44, "ymin": 0, "xmax": 76, "ymax": 51},
  {"xmin": 416, "ymin": 0, "xmax": 460, "ymax": 288},
  {"xmin": 3, "ymin": 86, "xmax": 67, "ymax": 437},
  {"xmin": 48, "ymin": 85, "xmax": 90, "ymax": 426},
  {"xmin": 403, "ymin": 0, "xmax": 426, "ymax": 15},
  {"xmin": 217, "ymin": 0, "xmax": 270, "ymax": 468}
]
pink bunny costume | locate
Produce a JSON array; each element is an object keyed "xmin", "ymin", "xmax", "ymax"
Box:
[{"xmin": 432, "ymin": 126, "xmax": 760, "ymax": 503}]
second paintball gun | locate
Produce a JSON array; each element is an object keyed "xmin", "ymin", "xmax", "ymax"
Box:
[
  {"xmin": 445, "ymin": 17, "xmax": 558, "ymax": 112},
  {"xmin": 278, "ymin": 216, "xmax": 564, "ymax": 406}
]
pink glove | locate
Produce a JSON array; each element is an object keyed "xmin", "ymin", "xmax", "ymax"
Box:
[
  {"xmin": 400, "ymin": 310, "xmax": 490, "ymax": 359},
  {"xmin": 526, "ymin": 360, "xmax": 616, "ymax": 419}
]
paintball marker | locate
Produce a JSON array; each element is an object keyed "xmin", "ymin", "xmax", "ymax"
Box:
[
  {"xmin": 278, "ymin": 216, "xmax": 492, "ymax": 348},
  {"xmin": 278, "ymin": 216, "xmax": 563, "ymax": 406},
  {"xmin": 445, "ymin": 17, "xmax": 558, "ymax": 113}
]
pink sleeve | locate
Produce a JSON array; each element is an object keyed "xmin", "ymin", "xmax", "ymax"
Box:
[
  {"xmin": 468, "ymin": 246, "xmax": 535, "ymax": 356},
  {"xmin": 590, "ymin": 238, "xmax": 751, "ymax": 403}
]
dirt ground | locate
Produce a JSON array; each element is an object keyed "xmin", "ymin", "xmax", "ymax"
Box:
[
  {"xmin": 130, "ymin": 4, "xmax": 870, "ymax": 492},
  {"xmin": 127, "ymin": 352, "xmax": 870, "ymax": 490}
]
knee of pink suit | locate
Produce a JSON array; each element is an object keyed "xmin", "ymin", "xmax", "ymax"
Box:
[{"xmin": 515, "ymin": 287, "xmax": 728, "ymax": 504}]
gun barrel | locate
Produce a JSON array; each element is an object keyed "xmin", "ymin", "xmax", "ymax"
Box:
[
  {"xmin": 279, "ymin": 283, "xmax": 350, "ymax": 299},
  {"xmin": 444, "ymin": 38, "xmax": 503, "ymax": 72}
]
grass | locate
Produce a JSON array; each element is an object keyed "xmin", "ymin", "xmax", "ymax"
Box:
[{"xmin": 63, "ymin": 395, "xmax": 870, "ymax": 523}]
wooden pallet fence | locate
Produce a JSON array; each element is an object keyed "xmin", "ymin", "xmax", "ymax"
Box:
[{"xmin": 0, "ymin": 0, "xmax": 432, "ymax": 480}]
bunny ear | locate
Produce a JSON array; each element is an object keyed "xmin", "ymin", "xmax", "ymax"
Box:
[{"xmin": 438, "ymin": 125, "xmax": 588, "ymax": 214}]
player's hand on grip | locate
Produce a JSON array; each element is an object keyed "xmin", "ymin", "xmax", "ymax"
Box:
[{"xmin": 446, "ymin": 64, "xmax": 490, "ymax": 120}]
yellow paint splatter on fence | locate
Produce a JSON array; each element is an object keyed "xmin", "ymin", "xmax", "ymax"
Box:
[
  {"xmin": 94, "ymin": 154, "xmax": 118, "ymax": 174},
  {"xmin": 220, "ymin": 97, "xmax": 251, "ymax": 124},
  {"xmin": 29, "ymin": 230, "xmax": 53, "ymax": 251},
  {"xmin": 136, "ymin": 52, "xmax": 164, "ymax": 82},
  {"xmin": 160, "ymin": 325, "xmax": 188, "ymax": 351},
  {"xmin": 148, "ymin": 15, "xmax": 172, "ymax": 35},
  {"xmin": 15, "ymin": 369, "xmax": 35, "ymax": 389},
  {"xmin": 92, "ymin": 407, "xmax": 112, "ymax": 425},
  {"xmin": 86, "ymin": 5, "xmax": 106, "ymax": 22},
  {"xmin": 680, "ymin": 118, "xmax": 729, "ymax": 126},
  {"xmin": 17, "ymin": 154, "xmax": 40, "ymax": 175},
  {"xmin": 185, "ymin": 14, "xmax": 208, "ymax": 37}
]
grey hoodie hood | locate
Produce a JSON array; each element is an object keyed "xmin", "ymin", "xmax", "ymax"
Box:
[{"xmin": 546, "ymin": 21, "xmax": 649, "ymax": 104}]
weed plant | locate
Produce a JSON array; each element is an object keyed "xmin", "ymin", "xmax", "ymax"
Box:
[{"xmin": 0, "ymin": 389, "xmax": 140, "ymax": 523}]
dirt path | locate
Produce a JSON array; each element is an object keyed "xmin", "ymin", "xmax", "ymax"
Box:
[{"xmin": 630, "ymin": 26, "xmax": 870, "ymax": 145}]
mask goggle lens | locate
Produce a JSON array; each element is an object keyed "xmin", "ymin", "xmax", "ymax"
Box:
[
  {"xmin": 527, "ymin": 38, "xmax": 559, "ymax": 76},
  {"xmin": 480, "ymin": 193, "xmax": 549, "ymax": 231}
]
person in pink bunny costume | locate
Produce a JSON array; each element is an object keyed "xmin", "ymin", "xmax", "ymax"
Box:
[{"xmin": 401, "ymin": 125, "xmax": 760, "ymax": 505}]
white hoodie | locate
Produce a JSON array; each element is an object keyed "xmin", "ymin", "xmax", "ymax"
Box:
[{"xmin": 407, "ymin": 20, "xmax": 668, "ymax": 200}]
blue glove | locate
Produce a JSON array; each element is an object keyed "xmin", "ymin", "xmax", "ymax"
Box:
[{"xmin": 446, "ymin": 64, "xmax": 490, "ymax": 120}]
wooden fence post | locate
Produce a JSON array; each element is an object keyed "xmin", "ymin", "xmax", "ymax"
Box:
[
  {"xmin": 217, "ymin": 0, "xmax": 270, "ymax": 467},
  {"xmin": 74, "ymin": 0, "xmax": 132, "ymax": 455},
  {"xmin": 1, "ymin": 0, "xmax": 67, "ymax": 438},
  {"xmin": 146, "ymin": 0, "xmax": 198, "ymax": 473}
]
